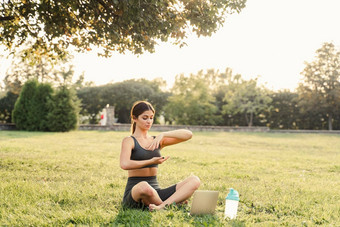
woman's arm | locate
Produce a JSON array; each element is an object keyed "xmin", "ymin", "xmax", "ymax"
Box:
[
  {"xmin": 120, "ymin": 137, "xmax": 169, "ymax": 170},
  {"xmin": 147, "ymin": 129, "xmax": 193, "ymax": 150}
]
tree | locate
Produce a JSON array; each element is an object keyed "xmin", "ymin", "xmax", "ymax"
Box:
[
  {"xmin": 76, "ymin": 78, "xmax": 168, "ymax": 124},
  {"xmin": 222, "ymin": 76, "xmax": 272, "ymax": 127},
  {"xmin": 165, "ymin": 70, "xmax": 221, "ymax": 125},
  {"xmin": 0, "ymin": 0, "xmax": 246, "ymax": 58},
  {"xmin": 47, "ymin": 86, "xmax": 79, "ymax": 132},
  {"xmin": 12, "ymin": 80, "xmax": 39, "ymax": 130},
  {"xmin": 12, "ymin": 80, "xmax": 54, "ymax": 130},
  {"xmin": 260, "ymin": 90, "xmax": 299, "ymax": 129},
  {"xmin": 99, "ymin": 79, "xmax": 169, "ymax": 123},
  {"xmin": 29, "ymin": 83, "xmax": 54, "ymax": 131},
  {"xmin": 298, "ymin": 42, "xmax": 340, "ymax": 130},
  {"xmin": 77, "ymin": 86, "xmax": 104, "ymax": 124},
  {"xmin": 45, "ymin": 65, "xmax": 81, "ymax": 131},
  {"xmin": 0, "ymin": 91, "xmax": 19, "ymax": 123},
  {"xmin": 11, "ymin": 79, "xmax": 79, "ymax": 131},
  {"xmin": 210, "ymin": 67, "xmax": 249, "ymax": 126}
]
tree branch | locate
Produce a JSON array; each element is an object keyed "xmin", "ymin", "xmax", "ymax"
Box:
[{"xmin": 0, "ymin": 16, "xmax": 15, "ymax": 21}]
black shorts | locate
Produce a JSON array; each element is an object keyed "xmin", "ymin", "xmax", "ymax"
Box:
[{"xmin": 122, "ymin": 176, "xmax": 176, "ymax": 209}]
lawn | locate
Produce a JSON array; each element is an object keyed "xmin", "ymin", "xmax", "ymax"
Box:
[{"xmin": 0, "ymin": 130, "xmax": 339, "ymax": 226}]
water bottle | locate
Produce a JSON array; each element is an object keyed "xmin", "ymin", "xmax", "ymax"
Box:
[{"xmin": 224, "ymin": 188, "xmax": 240, "ymax": 219}]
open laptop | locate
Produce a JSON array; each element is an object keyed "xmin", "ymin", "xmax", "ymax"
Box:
[{"xmin": 190, "ymin": 190, "xmax": 219, "ymax": 215}]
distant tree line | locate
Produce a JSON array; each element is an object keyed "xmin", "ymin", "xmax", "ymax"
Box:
[
  {"xmin": 0, "ymin": 52, "xmax": 81, "ymax": 131},
  {"xmin": 1, "ymin": 42, "xmax": 340, "ymax": 130},
  {"xmin": 10, "ymin": 79, "xmax": 79, "ymax": 132}
]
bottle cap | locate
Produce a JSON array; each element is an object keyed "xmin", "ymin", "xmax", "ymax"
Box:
[{"xmin": 226, "ymin": 188, "xmax": 240, "ymax": 201}]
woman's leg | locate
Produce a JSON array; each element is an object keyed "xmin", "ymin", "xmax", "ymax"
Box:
[
  {"xmin": 149, "ymin": 175, "xmax": 200, "ymax": 211},
  {"xmin": 131, "ymin": 181, "xmax": 163, "ymax": 206}
]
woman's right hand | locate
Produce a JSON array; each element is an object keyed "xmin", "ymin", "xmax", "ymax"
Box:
[{"xmin": 152, "ymin": 156, "xmax": 169, "ymax": 165}]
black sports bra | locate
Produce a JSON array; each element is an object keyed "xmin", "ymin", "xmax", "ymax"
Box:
[{"xmin": 130, "ymin": 136, "xmax": 161, "ymax": 168}]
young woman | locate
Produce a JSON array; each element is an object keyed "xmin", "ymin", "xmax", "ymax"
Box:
[{"xmin": 120, "ymin": 101, "xmax": 200, "ymax": 211}]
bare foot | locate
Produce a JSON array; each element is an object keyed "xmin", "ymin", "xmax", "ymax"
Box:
[
  {"xmin": 178, "ymin": 200, "xmax": 188, "ymax": 205},
  {"xmin": 149, "ymin": 204, "xmax": 165, "ymax": 211}
]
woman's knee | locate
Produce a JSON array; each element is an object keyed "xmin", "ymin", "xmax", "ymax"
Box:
[
  {"xmin": 190, "ymin": 175, "xmax": 201, "ymax": 189},
  {"xmin": 136, "ymin": 181, "xmax": 155, "ymax": 197}
]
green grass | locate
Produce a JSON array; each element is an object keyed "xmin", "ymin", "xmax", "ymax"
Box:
[{"xmin": 0, "ymin": 130, "xmax": 339, "ymax": 226}]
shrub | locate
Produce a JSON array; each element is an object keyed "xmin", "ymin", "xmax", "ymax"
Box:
[
  {"xmin": 47, "ymin": 86, "xmax": 79, "ymax": 132},
  {"xmin": 12, "ymin": 80, "xmax": 78, "ymax": 132},
  {"xmin": 0, "ymin": 91, "xmax": 19, "ymax": 123},
  {"xmin": 29, "ymin": 83, "xmax": 54, "ymax": 131},
  {"xmin": 12, "ymin": 80, "xmax": 39, "ymax": 130},
  {"xmin": 12, "ymin": 80, "xmax": 54, "ymax": 131}
]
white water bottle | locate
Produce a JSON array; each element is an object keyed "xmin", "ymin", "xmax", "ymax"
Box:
[{"xmin": 224, "ymin": 188, "xmax": 239, "ymax": 219}]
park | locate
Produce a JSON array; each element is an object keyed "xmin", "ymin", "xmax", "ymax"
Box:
[
  {"xmin": 0, "ymin": 130, "xmax": 339, "ymax": 226},
  {"xmin": 1, "ymin": 1, "xmax": 340, "ymax": 226}
]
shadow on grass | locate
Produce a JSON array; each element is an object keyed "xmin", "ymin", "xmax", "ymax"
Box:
[
  {"xmin": 106, "ymin": 204, "xmax": 245, "ymax": 226},
  {"xmin": 184, "ymin": 214, "xmax": 245, "ymax": 227},
  {"xmin": 164, "ymin": 203, "xmax": 245, "ymax": 227},
  {"xmin": 188, "ymin": 214, "xmax": 224, "ymax": 226},
  {"xmin": 108, "ymin": 207, "xmax": 152, "ymax": 226}
]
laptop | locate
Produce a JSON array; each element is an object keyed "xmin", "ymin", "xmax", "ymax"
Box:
[{"xmin": 190, "ymin": 190, "xmax": 219, "ymax": 215}]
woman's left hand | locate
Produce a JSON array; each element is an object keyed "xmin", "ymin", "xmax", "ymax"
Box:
[{"xmin": 147, "ymin": 133, "xmax": 164, "ymax": 151}]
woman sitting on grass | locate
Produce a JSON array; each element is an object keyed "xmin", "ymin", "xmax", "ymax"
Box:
[{"xmin": 120, "ymin": 100, "xmax": 200, "ymax": 211}]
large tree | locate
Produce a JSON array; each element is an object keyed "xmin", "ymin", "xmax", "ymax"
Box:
[
  {"xmin": 261, "ymin": 90, "xmax": 299, "ymax": 129},
  {"xmin": 77, "ymin": 78, "xmax": 169, "ymax": 124},
  {"xmin": 103, "ymin": 79, "xmax": 169, "ymax": 123},
  {"xmin": 0, "ymin": 0, "xmax": 247, "ymax": 58},
  {"xmin": 165, "ymin": 70, "xmax": 222, "ymax": 125},
  {"xmin": 222, "ymin": 76, "xmax": 272, "ymax": 127},
  {"xmin": 298, "ymin": 42, "xmax": 340, "ymax": 130},
  {"xmin": 76, "ymin": 86, "xmax": 104, "ymax": 124}
]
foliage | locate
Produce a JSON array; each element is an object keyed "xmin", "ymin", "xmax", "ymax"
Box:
[
  {"xmin": 47, "ymin": 86, "xmax": 79, "ymax": 132},
  {"xmin": 3, "ymin": 47, "xmax": 83, "ymax": 95},
  {"xmin": 298, "ymin": 42, "xmax": 340, "ymax": 130},
  {"xmin": 12, "ymin": 80, "xmax": 39, "ymax": 130},
  {"xmin": 77, "ymin": 78, "xmax": 169, "ymax": 124},
  {"xmin": 214, "ymin": 84, "xmax": 248, "ymax": 127},
  {"xmin": 27, "ymin": 82, "xmax": 54, "ymax": 131},
  {"xmin": 76, "ymin": 86, "xmax": 104, "ymax": 124},
  {"xmin": 11, "ymin": 80, "xmax": 79, "ymax": 132},
  {"xmin": 4, "ymin": 52, "xmax": 54, "ymax": 95},
  {"xmin": 0, "ymin": 91, "xmax": 18, "ymax": 123},
  {"xmin": 260, "ymin": 90, "xmax": 299, "ymax": 129},
  {"xmin": 69, "ymin": 64, "xmax": 340, "ymax": 129},
  {"xmin": 212, "ymin": 68, "xmax": 249, "ymax": 126},
  {"xmin": 222, "ymin": 76, "xmax": 272, "ymax": 127},
  {"xmin": 12, "ymin": 80, "xmax": 54, "ymax": 131},
  {"xmin": 165, "ymin": 70, "xmax": 222, "ymax": 125},
  {"xmin": 109, "ymin": 79, "xmax": 170, "ymax": 123},
  {"xmin": 0, "ymin": 0, "xmax": 247, "ymax": 58},
  {"xmin": 0, "ymin": 131, "xmax": 339, "ymax": 226}
]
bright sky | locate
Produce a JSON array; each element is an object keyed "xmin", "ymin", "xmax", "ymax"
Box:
[{"xmin": 1, "ymin": 0, "xmax": 340, "ymax": 91}]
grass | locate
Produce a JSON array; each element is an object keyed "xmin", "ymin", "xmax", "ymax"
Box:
[{"xmin": 0, "ymin": 130, "xmax": 339, "ymax": 226}]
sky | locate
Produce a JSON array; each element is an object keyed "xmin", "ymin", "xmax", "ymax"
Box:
[{"xmin": 1, "ymin": 0, "xmax": 340, "ymax": 91}]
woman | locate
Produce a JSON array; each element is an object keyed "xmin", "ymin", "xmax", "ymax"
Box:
[{"xmin": 120, "ymin": 101, "xmax": 200, "ymax": 211}]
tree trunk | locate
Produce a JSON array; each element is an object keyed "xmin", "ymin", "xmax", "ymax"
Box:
[
  {"xmin": 0, "ymin": 16, "xmax": 15, "ymax": 21},
  {"xmin": 328, "ymin": 113, "xmax": 333, "ymax": 131},
  {"xmin": 245, "ymin": 113, "xmax": 249, "ymax": 126},
  {"xmin": 245, "ymin": 112, "xmax": 253, "ymax": 127}
]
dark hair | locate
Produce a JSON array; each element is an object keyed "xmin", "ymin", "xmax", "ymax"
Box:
[{"xmin": 130, "ymin": 101, "xmax": 155, "ymax": 134}]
